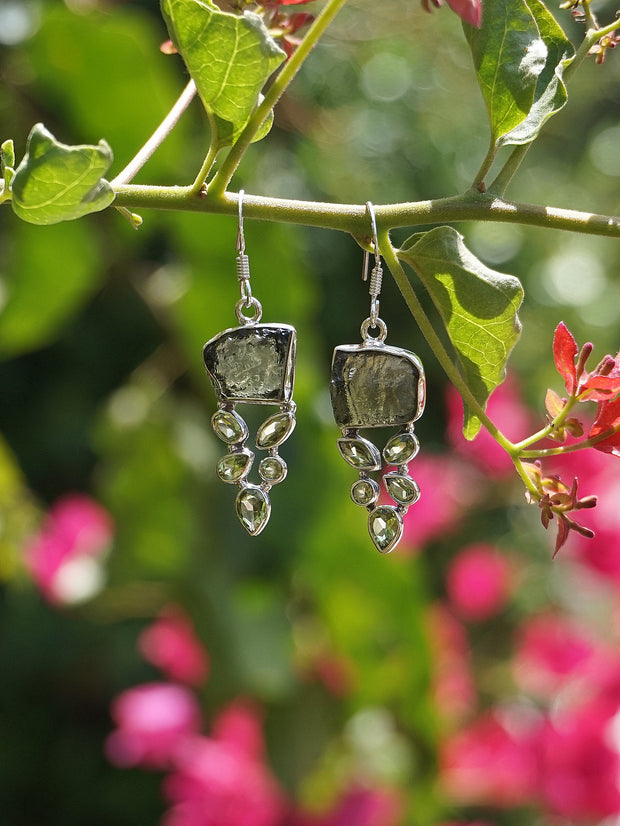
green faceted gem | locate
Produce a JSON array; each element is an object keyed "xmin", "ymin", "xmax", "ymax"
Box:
[
  {"xmin": 212, "ymin": 409, "xmax": 247, "ymax": 444},
  {"xmin": 337, "ymin": 437, "xmax": 381, "ymax": 471},
  {"xmin": 235, "ymin": 486, "xmax": 271, "ymax": 535},
  {"xmin": 216, "ymin": 452, "xmax": 253, "ymax": 484},
  {"xmin": 259, "ymin": 456, "xmax": 287, "ymax": 484},
  {"xmin": 384, "ymin": 473, "xmax": 420, "ymax": 506},
  {"xmin": 256, "ymin": 412, "xmax": 296, "ymax": 449},
  {"xmin": 368, "ymin": 505, "xmax": 403, "ymax": 554},
  {"xmin": 351, "ymin": 478, "xmax": 379, "ymax": 507},
  {"xmin": 383, "ymin": 431, "xmax": 419, "ymax": 466}
]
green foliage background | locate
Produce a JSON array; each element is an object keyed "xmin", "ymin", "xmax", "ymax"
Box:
[{"xmin": 1, "ymin": 1, "xmax": 620, "ymax": 823}]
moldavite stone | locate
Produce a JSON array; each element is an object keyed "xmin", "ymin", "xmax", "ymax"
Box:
[
  {"xmin": 384, "ymin": 473, "xmax": 420, "ymax": 506},
  {"xmin": 217, "ymin": 451, "xmax": 253, "ymax": 483},
  {"xmin": 203, "ymin": 324, "xmax": 296, "ymax": 404},
  {"xmin": 337, "ymin": 436, "xmax": 381, "ymax": 471},
  {"xmin": 256, "ymin": 412, "xmax": 295, "ymax": 449},
  {"xmin": 351, "ymin": 478, "xmax": 379, "ymax": 507},
  {"xmin": 235, "ymin": 486, "xmax": 271, "ymax": 535},
  {"xmin": 212, "ymin": 409, "xmax": 248, "ymax": 444},
  {"xmin": 383, "ymin": 432, "xmax": 419, "ymax": 466},
  {"xmin": 259, "ymin": 456, "xmax": 287, "ymax": 484},
  {"xmin": 368, "ymin": 505, "xmax": 403, "ymax": 554},
  {"xmin": 330, "ymin": 343, "xmax": 425, "ymax": 428}
]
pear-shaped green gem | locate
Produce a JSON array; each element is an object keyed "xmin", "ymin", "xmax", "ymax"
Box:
[
  {"xmin": 351, "ymin": 478, "xmax": 379, "ymax": 507},
  {"xmin": 235, "ymin": 486, "xmax": 271, "ymax": 535},
  {"xmin": 383, "ymin": 431, "xmax": 419, "ymax": 466},
  {"xmin": 337, "ymin": 437, "xmax": 381, "ymax": 471},
  {"xmin": 368, "ymin": 505, "xmax": 403, "ymax": 554},
  {"xmin": 259, "ymin": 456, "xmax": 287, "ymax": 484},
  {"xmin": 384, "ymin": 473, "xmax": 420, "ymax": 506},
  {"xmin": 256, "ymin": 412, "xmax": 296, "ymax": 449},
  {"xmin": 212, "ymin": 409, "xmax": 247, "ymax": 444},
  {"xmin": 217, "ymin": 451, "xmax": 253, "ymax": 484}
]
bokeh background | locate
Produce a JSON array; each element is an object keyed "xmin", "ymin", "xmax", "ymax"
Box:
[{"xmin": 2, "ymin": 1, "xmax": 620, "ymax": 824}]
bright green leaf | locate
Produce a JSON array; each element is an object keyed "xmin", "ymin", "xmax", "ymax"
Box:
[
  {"xmin": 160, "ymin": 0, "xmax": 285, "ymax": 147},
  {"xmin": 398, "ymin": 226, "xmax": 524, "ymax": 439},
  {"xmin": 11, "ymin": 123, "xmax": 114, "ymax": 225},
  {"xmin": 464, "ymin": 0, "xmax": 547, "ymax": 145}
]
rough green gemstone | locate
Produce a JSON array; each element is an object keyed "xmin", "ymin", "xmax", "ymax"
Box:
[
  {"xmin": 384, "ymin": 473, "xmax": 420, "ymax": 506},
  {"xmin": 216, "ymin": 452, "xmax": 252, "ymax": 484},
  {"xmin": 256, "ymin": 412, "xmax": 295, "ymax": 449},
  {"xmin": 383, "ymin": 432, "xmax": 419, "ymax": 466},
  {"xmin": 351, "ymin": 478, "xmax": 379, "ymax": 507},
  {"xmin": 368, "ymin": 505, "xmax": 403, "ymax": 554},
  {"xmin": 235, "ymin": 486, "xmax": 270, "ymax": 535},
  {"xmin": 259, "ymin": 456, "xmax": 287, "ymax": 484},
  {"xmin": 337, "ymin": 437, "xmax": 381, "ymax": 471},
  {"xmin": 212, "ymin": 409, "xmax": 247, "ymax": 444}
]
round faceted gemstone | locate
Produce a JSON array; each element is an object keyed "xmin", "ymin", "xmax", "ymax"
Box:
[
  {"xmin": 256, "ymin": 412, "xmax": 296, "ymax": 449},
  {"xmin": 216, "ymin": 451, "xmax": 253, "ymax": 484},
  {"xmin": 384, "ymin": 473, "xmax": 420, "ymax": 506},
  {"xmin": 337, "ymin": 437, "xmax": 381, "ymax": 471},
  {"xmin": 212, "ymin": 409, "xmax": 247, "ymax": 444},
  {"xmin": 351, "ymin": 478, "xmax": 379, "ymax": 507},
  {"xmin": 383, "ymin": 431, "xmax": 419, "ymax": 466},
  {"xmin": 368, "ymin": 505, "xmax": 403, "ymax": 554},
  {"xmin": 259, "ymin": 456, "xmax": 287, "ymax": 484},
  {"xmin": 235, "ymin": 486, "xmax": 271, "ymax": 535}
]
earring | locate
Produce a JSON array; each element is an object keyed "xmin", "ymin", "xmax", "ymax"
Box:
[
  {"xmin": 202, "ymin": 191, "xmax": 297, "ymax": 536},
  {"xmin": 329, "ymin": 203, "xmax": 426, "ymax": 554}
]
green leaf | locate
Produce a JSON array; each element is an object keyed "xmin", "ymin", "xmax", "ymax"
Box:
[
  {"xmin": 398, "ymin": 226, "xmax": 524, "ymax": 439},
  {"xmin": 11, "ymin": 124, "xmax": 114, "ymax": 225},
  {"xmin": 160, "ymin": 0, "xmax": 285, "ymax": 147},
  {"xmin": 499, "ymin": 0, "xmax": 574, "ymax": 146},
  {"xmin": 211, "ymin": 102, "xmax": 274, "ymax": 149},
  {"xmin": 464, "ymin": 0, "xmax": 548, "ymax": 146}
]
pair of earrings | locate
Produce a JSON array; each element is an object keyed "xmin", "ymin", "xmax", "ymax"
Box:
[{"xmin": 202, "ymin": 195, "xmax": 426, "ymax": 553}]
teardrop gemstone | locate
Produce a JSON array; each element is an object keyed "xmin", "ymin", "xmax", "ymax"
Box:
[
  {"xmin": 256, "ymin": 412, "xmax": 296, "ymax": 449},
  {"xmin": 216, "ymin": 451, "xmax": 253, "ymax": 484},
  {"xmin": 368, "ymin": 505, "xmax": 403, "ymax": 554},
  {"xmin": 383, "ymin": 431, "xmax": 419, "ymax": 466},
  {"xmin": 259, "ymin": 456, "xmax": 287, "ymax": 484},
  {"xmin": 212, "ymin": 409, "xmax": 248, "ymax": 444},
  {"xmin": 384, "ymin": 473, "xmax": 420, "ymax": 506},
  {"xmin": 337, "ymin": 437, "xmax": 381, "ymax": 471},
  {"xmin": 235, "ymin": 486, "xmax": 271, "ymax": 535},
  {"xmin": 351, "ymin": 478, "xmax": 379, "ymax": 507}
]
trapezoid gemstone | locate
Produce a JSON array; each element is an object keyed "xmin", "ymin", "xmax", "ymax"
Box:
[
  {"xmin": 235, "ymin": 485, "xmax": 271, "ymax": 536},
  {"xmin": 368, "ymin": 505, "xmax": 403, "ymax": 554},
  {"xmin": 256, "ymin": 411, "xmax": 296, "ymax": 449},
  {"xmin": 203, "ymin": 324, "xmax": 296, "ymax": 404},
  {"xmin": 383, "ymin": 431, "xmax": 419, "ymax": 466},
  {"xmin": 337, "ymin": 436, "xmax": 381, "ymax": 471},
  {"xmin": 384, "ymin": 473, "xmax": 420, "ymax": 507},
  {"xmin": 259, "ymin": 456, "xmax": 287, "ymax": 484},
  {"xmin": 216, "ymin": 451, "xmax": 253, "ymax": 484},
  {"xmin": 351, "ymin": 477, "xmax": 379, "ymax": 507},
  {"xmin": 330, "ymin": 343, "xmax": 425, "ymax": 429},
  {"xmin": 212, "ymin": 409, "xmax": 248, "ymax": 444}
]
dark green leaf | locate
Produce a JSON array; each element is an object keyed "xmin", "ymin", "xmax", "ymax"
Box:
[
  {"xmin": 11, "ymin": 124, "xmax": 114, "ymax": 225},
  {"xmin": 398, "ymin": 226, "xmax": 523, "ymax": 439}
]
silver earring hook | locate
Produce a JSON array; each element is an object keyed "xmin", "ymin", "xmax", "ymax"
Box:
[
  {"xmin": 234, "ymin": 189, "xmax": 263, "ymax": 325},
  {"xmin": 236, "ymin": 189, "xmax": 246, "ymax": 255},
  {"xmin": 361, "ymin": 201, "xmax": 384, "ymax": 338}
]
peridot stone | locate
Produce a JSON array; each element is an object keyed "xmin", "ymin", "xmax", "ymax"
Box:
[
  {"xmin": 256, "ymin": 412, "xmax": 295, "ymax": 449},
  {"xmin": 235, "ymin": 486, "xmax": 270, "ymax": 535},
  {"xmin": 351, "ymin": 478, "xmax": 379, "ymax": 507},
  {"xmin": 216, "ymin": 452, "xmax": 252, "ymax": 484},
  {"xmin": 337, "ymin": 437, "xmax": 381, "ymax": 471},
  {"xmin": 368, "ymin": 505, "xmax": 403, "ymax": 554},
  {"xmin": 384, "ymin": 473, "xmax": 420, "ymax": 506},
  {"xmin": 212, "ymin": 409, "xmax": 247, "ymax": 444},
  {"xmin": 259, "ymin": 456, "xmax": 287, "ymax": 484},
  {"xmin": 383, "ymin": 432, "xmax": 419, "ymax": 466}
]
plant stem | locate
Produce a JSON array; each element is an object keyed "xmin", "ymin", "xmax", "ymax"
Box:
[
  {"xmin": 520, "ymin": 421, "xmax": 620, "ymax": 459},
  {"xmin": 488, "ymin": 144, "xmax": 530, "ymax": 196},
  {"xmin": 471, "ymin": 137, "xmax": 497, "ymax": 191},
  {"xmin": 191, "ymin": 129, "xmax": 220, "ymax": 194},
  {"xmin": 208, "ymin": 0, "xmax": 349, "ymax": 197},
  {"xmin": 111, "ymin": 80, "xmax": 196, "ymax": 186}
]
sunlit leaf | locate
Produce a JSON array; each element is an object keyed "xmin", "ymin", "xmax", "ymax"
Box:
[
  {"xmin": 398, "ymin": 226, "xmax": 523, "ymax": 439},
  {"xmin": 11, "ymin": 124, "xmax": 114, "ymax": 225}
]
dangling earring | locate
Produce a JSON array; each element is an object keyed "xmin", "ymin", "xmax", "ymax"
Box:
[
  {"xmin": 329, "ymin": 202, "xmax": 426, "ymax": 554},
  {"xmin": 202, "ymin": 191, "xmax": 297, "ymax": 536}
]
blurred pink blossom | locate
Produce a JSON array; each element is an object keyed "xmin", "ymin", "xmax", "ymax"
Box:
[
  {"xmin": 447, "ymin": 379, "xmax": 533, "ymax": 478},
  {"xmin": 427, "ymin": 603, "xmax": 476, "ymax": 721},
  {"xmin": 446, "ymin": 0, "xmax": 482, "ymax": 26},
  {"xmin": 292, "ymin": 784, "xmax": 403, "ymax": 826},
  {"xmin": 446, "ymin": 544, "xmax": 514, "ymax": 621},
  {"xmin": 438, "ymin": 822, "xmax": 494, "ymax": 826},
  {"xmin": 513, "ymin": 614, "xmax": 595, "ymax": 697},
  {"xmin": 139, "ymin": 606, "xmax": 210, "ymax": 686},
  {"xmin": 105, "ymin": 682, "xmax": 202, "ymax": 770},
  {"xmin": 24, "ymin": 494, "xmax": 113, "ymax": 604}
]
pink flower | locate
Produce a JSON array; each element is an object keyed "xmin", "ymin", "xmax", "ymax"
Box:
[
  {"xmin": 446, "ymin": 0, "xmax": 482, "ymax": 26},
  {"xmin": 446, "ymin": 544, "xmax": 513, "ymax": 621},
  {"xmin": 292, "ymin": 784, "xmax": 403, "ymax": 826},
  {"xmin": 211, "ymin": 700, "xmax": 265, "ymax": 762},
  {"xmin": 427, "ymin": 603, "xmax": 476, "ymax": 721},
  {"xmin": 105, "ymin": 682, "xmax": 202, "ymax": 770},
  {"xmin": 24, "ymin": 494, "xmax": 113, "ymax": 604},
  {"xmin": 139, "ymin": 606, "xmax": 210, "ymax": 686},
  {"xmin": 513, "ymin": 614, "xmax": 595, "ymax": 697}
]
